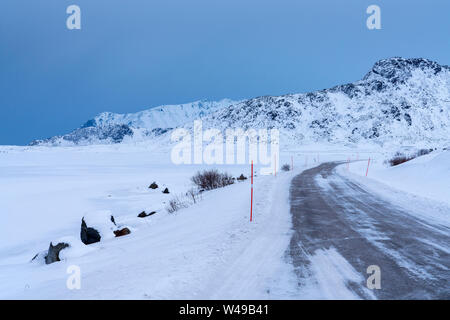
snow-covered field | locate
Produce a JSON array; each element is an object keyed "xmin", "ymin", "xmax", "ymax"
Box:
[
  {"xmin": 0, "ymin": 144, "xmax": 448, "ymax": 299},
  {"xmin": 0, "ymin": 144, "xmax": 302, "ymax": 299}
]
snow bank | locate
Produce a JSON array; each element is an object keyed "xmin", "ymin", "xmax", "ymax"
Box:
[
  {"xmin": 340, "ymin": 150, "xmax": 450, "ymax": 226},
  {"xmin": 348, "ymin": 151, "xmax": 450, "ymax": 205}
]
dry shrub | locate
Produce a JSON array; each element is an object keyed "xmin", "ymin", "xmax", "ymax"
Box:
[
  {"xmin": 166, "ymin": 195, "xmax": 189, "ymax": 214},
  {"xmin": 387, "ymin": 148, "xmax": 433, "ymax": 166},
  {"xmin": 191, "ymin": 169, "xmax": 234, "ymax": 190}
]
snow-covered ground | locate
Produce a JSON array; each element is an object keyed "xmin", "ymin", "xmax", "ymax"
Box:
[
  {"xmin": 1, "ymin": 144, "xmax": 448, "ymax": 299},
  {"xmin": 0, "ymin": 144, "xmax": 302, "ymax": 299}
]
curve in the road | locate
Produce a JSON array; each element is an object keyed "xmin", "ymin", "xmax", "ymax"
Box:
[{"xmin": 289, "ymin": 162, "xmax": 450, "ymax": 299}]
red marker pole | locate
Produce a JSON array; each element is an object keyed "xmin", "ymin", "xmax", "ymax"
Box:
[
  {"xmin": 366, "ymin": 157, "xmax": 371, "ymax": 177},
  {"xmin": 250, "ymin": 160, "xmax": 253, "ymax": 222}
]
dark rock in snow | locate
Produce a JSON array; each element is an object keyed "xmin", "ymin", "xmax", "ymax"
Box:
[
  {"xmin": 114, "ymin": 228, "xmax": 131, "ymax": 237},
  {"xmin": 149, "ymin": 182, "xmax": 159, "ymax": 189},
  {"xmin": 138, "ymin": 211, "xmax": 156, "ymax": 218},
  {"xmin": 162, "ymin": 188, "xmax": 170, "ymax": 194},
  {"xmin": 80, "ymin": 218, "xmax": 101, "ymax": 245},
  {"xmin": 110, "ymin": 215, "xmax": 116, "ymax": 225},
  {"xmin": 45, "ymin": 242, "xmax": 70, "ymax": 264},
  {"xmin": 237, "ymin": 174, "xmax": 247, "ymax": 181}
]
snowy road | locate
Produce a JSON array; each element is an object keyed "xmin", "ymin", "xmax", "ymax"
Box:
[{"xmin": 289, "ymin": 162, "xmax": 450, "ymax": 299}]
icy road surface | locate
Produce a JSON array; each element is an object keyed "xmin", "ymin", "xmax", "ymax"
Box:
[{"xmin": 289, "ymin": 162, "xmax": 450, "ymax": 299}]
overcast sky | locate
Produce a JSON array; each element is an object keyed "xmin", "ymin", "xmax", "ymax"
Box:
[{"xmin": 1, "ymin": 0, "xmax": 449, "ymax": 145}]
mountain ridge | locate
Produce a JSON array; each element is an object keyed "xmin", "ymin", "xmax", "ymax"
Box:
[{"xmin": 30, "ymin": 57, "xmax": 450, "ymax": 148}]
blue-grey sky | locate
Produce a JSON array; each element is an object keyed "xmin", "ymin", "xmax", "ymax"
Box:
[{"xmin": 1, "ymin": 0, "xmax": 449, "ymax": 145}]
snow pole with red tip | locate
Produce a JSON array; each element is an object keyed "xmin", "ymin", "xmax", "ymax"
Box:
[
  {"xmin": 250, "ymin": 160, "xmax": 253, "ymax": 222},
  {"xmin": 366, "ymin": 157, "xmax": 371, "ymax": 177}
]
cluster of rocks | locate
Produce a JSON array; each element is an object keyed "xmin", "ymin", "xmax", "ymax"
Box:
[
  {"xmin": 149, "ymin": 181, "xmax": 170, "ymax": 194},
  {"xmin": 37, "ymin": 213, "xmax": 133, "ymax": 265},
  {"xmin": 36, "ymin": 180, "xmax": 170, "ymax": 265}
]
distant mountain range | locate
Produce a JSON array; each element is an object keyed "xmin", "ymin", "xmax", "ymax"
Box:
[
  {"xmin": 30, "ymin": 99, "xmax": 238, "ymax": 146},
  {"xmin": 31, "ymin": 57, "xmax": 450, "ymax": 148}
]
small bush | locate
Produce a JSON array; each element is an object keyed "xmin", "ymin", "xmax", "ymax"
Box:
[
  {"xmin": 166, "ymin": 195, "xmax": 189, "ymax": 214},
  {"xmin": 186, "ymin": 188, "xmax": 201, "ymax": 204},
  {"xmin": 191, "ymin": 169, "xmax": 234, "ymax": 190},
  {"xmin": 389, "ymin": 155, "xmax": 412, "ymax": 166},
  {"xmin": 387, "ymin": 148, "xmax": 433, "ymax": 167},
  {"xmin": 281, "ymin": 164, "xmax": 290, "ymax": 171}
]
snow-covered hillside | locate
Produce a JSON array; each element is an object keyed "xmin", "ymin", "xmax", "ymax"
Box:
[
  {"xmin": 31, "ymin": 57, "xmax": 450, "ymax": 148},
  {"xmin": 202, "ymin": 58, "xmax": 450, "ymax": 148},
  {"xmin": 89, "ymin": 99, "xmax": 237, "ymax": 130},
  {"xmin": 30, "ymin": 99, "xmax": 238, "ymax": 146}
]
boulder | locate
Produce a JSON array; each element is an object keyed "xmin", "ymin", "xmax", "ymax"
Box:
[
  {"xmin": 80, "ymin": 218, "xmax": 101, "ymax": 245},
  {"xmin": 114, "ymin": 228, "xmax": 131, "ymax": 237},
  {"xmin": 149, "ymin": 182, "xmax": 158, "ymax": 189},
  {"xmin": 45, "ymin": 242, "xmax": 70, "ymax": 264},
  {"xmin": 162, "ymin": 188, "xmax": 170, "ymax": 194},
  {"xmin": 138, "ymin": 211, "xmax": 156, "ymax": 218}
]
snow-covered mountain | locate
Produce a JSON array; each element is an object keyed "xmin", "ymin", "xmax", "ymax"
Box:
[
  {"xmin": 31, "ymin": 57, "xmax": 450, "ymax": 147},
  {"xmin": 84, "ymin": 99, "xmax": 237, "ymax": 130},
  {"xmin": 30, "ymin": 99, "xmax": 238, "ymax": 146},
  {"xmin": 200, "ymin": 57, "xmax": 450, "ymax": 147}
]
